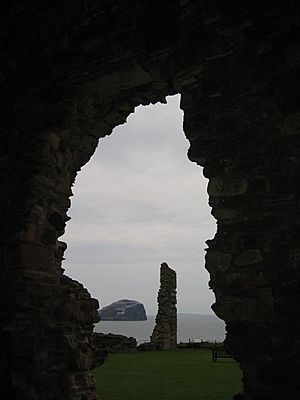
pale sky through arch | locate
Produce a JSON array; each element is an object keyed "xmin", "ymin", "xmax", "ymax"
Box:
[{"xmin": 62, "ymin": 94, "xmax": 216, "ymax": 315}]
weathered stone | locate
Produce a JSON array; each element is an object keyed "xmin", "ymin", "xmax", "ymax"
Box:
[
  {"xmin": 151, "ymin": 262, "xmax": 177, "ymax": 350},
  {"xmin": 205, "ymin": 250, "xmax": 232, "ymax": 273},
  {"xmin": 235, "ymin": 250, "xmax": 263, "ymax": 267},
  {"xmin": 211, "ymin": 207, "xmax": 247, "ymax": 223},
  {"xmin": 12, "ymin": 243, "xmax": 54, "ymax": 270},
  {"xmin": 0, "ymin": 2, "xmax": 299, "ymax": 399},
  {"xmin": 225, "ymin": 273, "xmax": 242, "ymax": 287},
  {"xmin": 208, "ymin": 177, "xmax": 248, "ymax": 197},
  {"xmin": 258, "ymin": 288, "xmax": 274, "ymax": 319},
  {"xmin": 93, "ymin": 333, "xmax": 137, "ymax": 353},
  {"xmin": 137, "ymin": 342, "xmax": 159, "ymax": 351}
]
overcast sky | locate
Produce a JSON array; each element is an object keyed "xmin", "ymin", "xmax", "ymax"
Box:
[{"xmin": 62, "ymin": 95, "xmax": 216, "ymax": 315}]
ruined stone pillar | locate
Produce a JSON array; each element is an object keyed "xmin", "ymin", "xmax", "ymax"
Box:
[
  {"xmin": 151, "ymin": 262, "xmax": 177, "ymax": 350},
  {"xmin": 1, "ymin": 1, "xmax": 299, "ymax": 398}
]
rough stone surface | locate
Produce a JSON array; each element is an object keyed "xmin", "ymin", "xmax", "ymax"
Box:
[
  {"xmin": 0, "ymin": 1, "xmax": 299, "ymax": 399},
  {"xmin": 93, "ymin": 333, "xmax": 137, "ymax": 353},
  {"xmin": 151, "ymin": 263, "xmax": 177, "ymax": 350},
  {"xmin": 99, "ymin": 299, "xmax": 147, "ymax": 321}
]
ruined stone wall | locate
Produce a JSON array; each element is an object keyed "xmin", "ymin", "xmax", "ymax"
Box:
[
  {"xmin": 179, "ymin": 4, "xmax": 300, "ymax": 397},
  {"xmin": 0, "ymin": 1, "xmax": 299, "ymax": 399},
  {"xmin": 151, "ymin": 263, "xmax": 177, "ymax": 350}
]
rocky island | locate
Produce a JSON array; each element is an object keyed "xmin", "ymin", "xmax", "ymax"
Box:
[{"xmin": 99, "ymin": 299, "xmax": 147, "ymax": 321}]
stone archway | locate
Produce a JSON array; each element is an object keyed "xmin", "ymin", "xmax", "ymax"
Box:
[{"xmin": 1, "ymin": 1, "xmax": 299, "ymax": 399}]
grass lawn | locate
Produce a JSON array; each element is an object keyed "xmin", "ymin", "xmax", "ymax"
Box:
[{"xmin": 94, "ymin": 349, "xmax": 242, "ymax": 400}]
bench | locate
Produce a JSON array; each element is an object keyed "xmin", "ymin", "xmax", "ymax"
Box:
[{"xmin": 212, "ymin": 347, "xmax": 232, "ymax": 362}]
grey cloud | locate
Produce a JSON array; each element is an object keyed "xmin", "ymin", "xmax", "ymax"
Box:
[{"xmin": 63, "ymin": 95, "xmax": 216, "ymax": 315}]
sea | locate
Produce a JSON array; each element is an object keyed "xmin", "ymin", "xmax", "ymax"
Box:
[{"xmin": 94, "ymin": 314, "xmax": 226, "ymax": 344}]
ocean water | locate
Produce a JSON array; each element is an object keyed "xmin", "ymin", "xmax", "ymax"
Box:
[{"xmin": 94, "ymin": 314, "xmax": 226, "ymax": 344}]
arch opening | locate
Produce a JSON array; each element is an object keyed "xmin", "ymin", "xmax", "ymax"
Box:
[
  {"xmin": 1, "ymin": 2, "xmax": 298, "ymax": 400},
  {"xmin": 63, "ymin": 94, "xmax": 220, "ymax": 334},
  {"xmin": 61, "ymin": 95, "xmax": 241, "ymax": 398}
]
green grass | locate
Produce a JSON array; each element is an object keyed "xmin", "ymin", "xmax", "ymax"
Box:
[{"xmin": 94, "ymin": 349, "xmax": 242, "ymax": 400}]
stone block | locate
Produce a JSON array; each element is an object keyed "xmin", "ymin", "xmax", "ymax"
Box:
[
  {"xmin": 205, "ymin": 250, "xmax": 232, "ymax": 273},
  {"xmin": 235, "ymin": 249, "xmax": 263, "ymax": 267},
  {"xmin": 208, "ymin": 177, "xmax": 248, "ymax": 197},
  {"xmin": 211, "ymin": 207, "xmax": 247, "ymax": 223},
  {"xmin": 12, "ymin": 243, "xmax": 54, "ymax": 270}
]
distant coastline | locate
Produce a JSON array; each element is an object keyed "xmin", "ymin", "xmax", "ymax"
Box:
[
  {"xmin": 177, "ymin": 313, "xmax": 216, "ymax": 316},
  {"xmin": 96, "ymin": 313, "xmax": 225, "ymax": 343},
  {"xmin": 146, "ymin": 313, "xmax": 217, "ymax": 317}
]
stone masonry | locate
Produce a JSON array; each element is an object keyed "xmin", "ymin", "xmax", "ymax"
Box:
[
  {"xmin": 151, "ymin": 263, "xmax": 177, "ymax": 350},
  {"xmin": 0, "ymin": 1, "xmax": 299, "ymax": 399}
]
